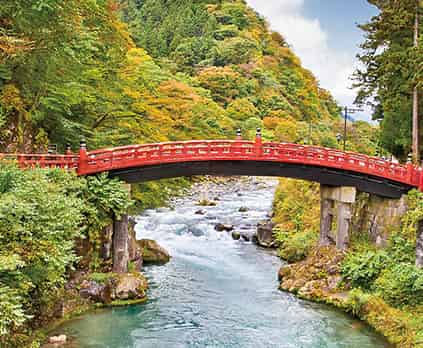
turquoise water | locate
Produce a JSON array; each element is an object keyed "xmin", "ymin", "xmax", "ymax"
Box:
[{"xmin": 58, "ymin": 179, "xmax": 389, "ymax": 348}]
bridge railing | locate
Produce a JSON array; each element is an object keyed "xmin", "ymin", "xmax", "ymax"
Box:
[
  {"xmin": 261, "ymin": 142, "xmax": 415, "ymax": 185},
  {"xmin": 0, "ymin": 153, "xmax": 79, "ymax": 170},
  {"xmin": 78, "ymin": 140, "xmax": 419, "ymax": 187},
  {"xmin": 1, "ymin": 140, "xmax": 421, "ymax": 190}
]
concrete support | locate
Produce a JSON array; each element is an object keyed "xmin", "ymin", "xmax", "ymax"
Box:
[
  {"xmin": 112, "ymin": 214, "xmax": 129, "ymax": 273},
  {"xmin": 319, "ymin": 197, "xmax": 333, "ymax": 246},
  {"xmin": 100, "ymin": 224, "xmax": 113, "ymax": 260},
  {"xmin": 112, "ymin": 184, "xmax": 131, "ymax": 274},
  {"xmin": 320, "ymin": 185, "xmax": 356, "ymax": 250},
  {"xmin": 336, "ymin": 202, "xmax": 352, "ymax": 250},
  {"xmin": 416, "ymin": 220, "xmax": 423, "ymax": 268}
]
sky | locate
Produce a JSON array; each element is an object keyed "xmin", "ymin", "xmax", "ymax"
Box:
[{"xmin": 246, "ymin": 0, "xmax": 379, "ymax": 121}]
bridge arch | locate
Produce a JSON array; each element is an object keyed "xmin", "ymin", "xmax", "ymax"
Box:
[{"xmin": 78, "ymin": 140, "xmax": 419, "ymax": 199}]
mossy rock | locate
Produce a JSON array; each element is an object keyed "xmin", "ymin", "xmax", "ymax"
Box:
[
  {"xmin": 111, "ymin": 273, "xmax": 148, "ymax": 301},
  {"xmin": 137, "ymin": 239, "xmax": 171, "ymax": 265}
]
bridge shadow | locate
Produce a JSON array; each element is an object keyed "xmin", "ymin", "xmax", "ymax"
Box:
[{"xmin": 109, "ymin": 160, "xmax": 411, "ymax": 199}]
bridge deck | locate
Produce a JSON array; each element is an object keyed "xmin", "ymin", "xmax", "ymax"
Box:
[{"xmin": 1, "ymin": 140, "xmax": 421, "ymax": 198}]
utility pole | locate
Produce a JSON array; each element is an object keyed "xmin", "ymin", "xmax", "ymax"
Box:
[
  {"xmin": 343, "ymin": 107, "xmax": 363, "ymax": 151},
  {"xmin": 412, "ymin": 0, "xmax": 420, "ymax": 163}
]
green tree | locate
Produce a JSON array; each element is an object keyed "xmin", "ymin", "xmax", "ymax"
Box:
[{"xmin": 354, "ymin": 0, "xmax": 422, "ymax": 159}]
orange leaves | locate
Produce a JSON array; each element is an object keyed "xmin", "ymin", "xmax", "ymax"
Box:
[
  {"xmin": 0, "ymin": 33, "xmax": 34, "ymax": 63},
  {"xmin": 197, "ymin": 66, "xmax": 248, "ymax": 104},
  {"xmin": 263, "ymin": 116, "xmax": 280, "ymax": 130}
]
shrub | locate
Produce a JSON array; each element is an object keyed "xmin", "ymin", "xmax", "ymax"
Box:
[
  {"xmin": 275, "ymin": 229, "xmax": 318, "ymax": 263},
  {"xmin": 341, "ymin": 250, "xmax": 389, "ymax": 290},
  {"xmin": 373, "ymin": 264, "xmax": 423, "ymax": 307},
  {"xmin": 0, "ymin": 164, "xmax": 132, "ymax": 344}
]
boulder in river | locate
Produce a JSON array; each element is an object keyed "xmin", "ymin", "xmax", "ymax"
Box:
[
  {"xmin": 138, "ymin": 239, "xmax": 171, "ymax": 265},
  {"xmin": 197, "ymin": 199, "xmax": 217, "ymax": 206},
  {"xmin": 232, "ymin": 231, "xmax": 241, "ymax": 240},
  {"xmin": 238, "ymin": 206, "xmax": 249, "ymax": 212},
  {"xmin": 214, "ymin": 223, "xmax": 234, "ymax": 232},
  {"xmin": 111, "ymin": 273, "xmax": 148, "ymax": 300},
  {"xmin": 195, "ymin": 209, "xmax": 207, "ymax": 215},
  {"xmin": 241, "ymin": 233, "xmax": 251, "ymax": 242},
  {"xmin": 255, "ymin": 221, "xmax": 276, "ymax": 248},
  {"xmin": 79, "ymin": 272, "xmax": 148, "ymax": 304}
]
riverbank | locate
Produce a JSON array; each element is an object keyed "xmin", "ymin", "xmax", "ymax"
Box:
[
  {"xmin": 37, "ymin": 176, "xmax": 256, "ymax": 346},
  {"xmin": 278, "ymin": 246, "xmax": 422, "ymax": 348},
  {"xmin": 272, "ymin": 178, "xmax": 423, "ymax": 348},
  {"xmin": 51, "ymin": 176, "xmax": 388, "ymax": 347}
]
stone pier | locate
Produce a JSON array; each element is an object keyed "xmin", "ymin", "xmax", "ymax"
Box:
[
  {"xmin": 112, "ymin": 184, "xmax": 131, "ymax": 273},
  {"xmin": 112, "ymin": 213, "xmax": 129, "ymax": 273},
  {"xmin": 319, "ymin": 185, "xmax": 357, "ymax": 250}
]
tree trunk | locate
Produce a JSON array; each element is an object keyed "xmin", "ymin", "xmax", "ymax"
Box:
[{"xmin": 412, "ymin": 3, "xmax": 420, "ymax": 162}]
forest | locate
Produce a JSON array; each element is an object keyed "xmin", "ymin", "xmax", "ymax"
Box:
[{"xmin": 0, "ymin": 0, "xmax": 422, "ymax": 347}]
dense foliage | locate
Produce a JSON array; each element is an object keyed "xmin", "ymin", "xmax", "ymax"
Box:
[
  {"xmin": 0, "ymin": 0, "xmax": 344, "ymax": 154},
  {"xmin": 341, "ymin": 190, "xmax": 423, "ymax": 308},
  {"xmin": 354, "ymin": 0, "xmax": 422, "ymax": 159},
  {"xmin": 0, "ymin": 164, "xmax": 132, "ymax": 346},
  {"xmin": 0, "ymin": 0, "xmax": 388, "ymax": 346},
  {"xmin": 1, "ymin": 0, "xmax": 361, "ymax": 221}
]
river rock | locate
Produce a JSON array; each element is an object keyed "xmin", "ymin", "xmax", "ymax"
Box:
[
  {"xmin": 241, "ymin": 232, "xmax": 250, "ymax": 241},
  {"xmin": 49, "ymin": 335, "xmax": 67, "ymax": 345},
  {"xmin": 111, "ymin": 273, "xmax": 148, "ymax": 300},
  {"xmin": 197, "ymin": 199, "xmax": 217, "ymax": 206},
  {"xmin": 255, "ymin": 221, "xmax": 276, "ymax": 248},
  {"xmin": 195, "ymin": 209, "xmax": 207, "ymax": 215},
  {"xmin": 232, "ymin": 231, "xmax": 241, "ymax": 240},
  {"xmin": 238, "ymin": 206, "xmax": 249, "ymax": 212},
  {"xmin": 214, "ymin": 223, "xmax": 234, "ymax": 232},
  {"xmin": 79, "ymin": 280, "xmax": 111, "ymax": 304},
  {"xmin": 138, "ymin": 239, "xmax": 171, "ymax": 264}
]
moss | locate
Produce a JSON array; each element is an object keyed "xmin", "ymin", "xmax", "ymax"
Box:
[
  {"xmin": 278, "ymin": 246, "xmax": 423, "ymax": 347},
  {"xmin": 109, "ymin": 297, "xmax": 148, "ymax": 307},
  {"xmin": 88, "ymin": 272, "xmax": 117, "ymax": 284}
]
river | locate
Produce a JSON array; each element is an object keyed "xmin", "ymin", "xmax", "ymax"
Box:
[{"xmin": 57, "ymin": 177, "xmax": 388, "ymax": 348}]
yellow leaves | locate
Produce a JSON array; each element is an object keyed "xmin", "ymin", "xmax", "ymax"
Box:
[
  {"xmin": 273, "ymin": 178, "xmax": 320, "ymax": 234},
  {"xmin": 263, "ymin": 116, "xmax": 280, "ymax": 130},
  {"xmin": 158, "ymin": 80, "xmax": 200, "ymax": 102},
  {"xmin": 126, "ymin": 48, "xmax": 153, "ymax": 66},
  {"xmin": 123, "ymin": 87, "xmax": 142, "ymax": 100},
  {"xmin": 274, "ymin": 116, "xmax": 299, "ymax": 143},
  {"xmin": 0, "ymin": 33, "xmax": 34, "ymax": 63},
  {"xmin": 206, "ymin": 4, "xmax": 219, "ymax": 13},
  {"xmin": 0, "ymin": 84, "xmax": 25, "ymax": 114},
  {"xmin": 197, "ymin": 66, "xmax": 246, "ymax": 104},
  {"xmin": 227, "ymin": 98, "xmax": 258, "ymax": 121}
]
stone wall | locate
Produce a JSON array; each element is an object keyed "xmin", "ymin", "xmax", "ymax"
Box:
[{"xmin": 351, "ymin": 192, "xmax": 408, "ymax": 247}]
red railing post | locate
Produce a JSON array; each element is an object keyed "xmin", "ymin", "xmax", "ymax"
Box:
[
  {"xmin": 236, "ymin": 128, "xmax": 242, "ymax": 141},
  {"xmin": 77, "ymin": 139, "xmax": 88, "ymax": 175},
  {"xmin": 65, "ymin": 143, "xmax": 72, "ymax": 156},
  {"xmin": 418, "ymin": 167, "xmax": 423, "ymax": 192},
  {"xmin": 17, "ymin": 154, "xmax": 24, "ymax": 168},
  {"xmin": 254, "ymin": 128, "xmax": 263, "ymax": 157},
  {"xmin": 407, "ymin": 154, "xmax": 414, "ymax": 184}
]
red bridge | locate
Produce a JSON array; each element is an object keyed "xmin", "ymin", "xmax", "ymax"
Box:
[{"xmin": 1, "ymin": 135, "xmax": 422, "ymax": 199}]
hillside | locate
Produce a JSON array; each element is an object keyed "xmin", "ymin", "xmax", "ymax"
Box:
[{"xmin": 0, "ymin": 0, "xmax": 345, "ymax": 154}]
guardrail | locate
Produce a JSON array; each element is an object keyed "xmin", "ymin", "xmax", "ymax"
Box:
[{"xmin": 1, "ymin": 140, "xmax": 422, "ymax": 190}]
